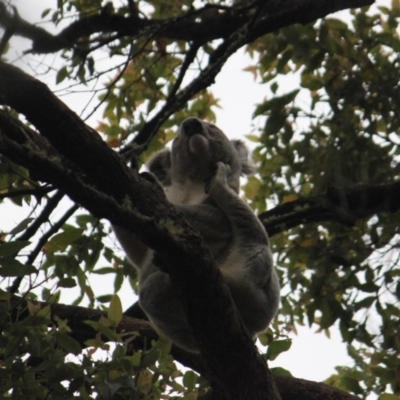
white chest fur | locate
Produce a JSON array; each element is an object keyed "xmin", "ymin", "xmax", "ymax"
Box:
[{"xmin": 165, "ymin": 181, "xmax": 207, "ymax": 205}]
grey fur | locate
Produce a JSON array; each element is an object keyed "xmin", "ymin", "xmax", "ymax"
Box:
[{"xmin": 113, "ymin": 117, "xmax": 280, "ymax": 352}]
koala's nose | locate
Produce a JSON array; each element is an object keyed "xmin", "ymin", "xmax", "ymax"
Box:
[{"xmin": 181, "ymin": 118, "xmax": 202, "ymax": 137}]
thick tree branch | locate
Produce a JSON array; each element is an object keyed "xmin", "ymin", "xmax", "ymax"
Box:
[
  {"xmin": 0, "ymin": 0, "xmax": 374, "ymax": 54},
  {"xmin": 263, "ymin": 182, "xmax": 400, "ymax": 237},
  {"xmin": 0, "ymin": 185, "xmax": 53, "ymax": 200}
]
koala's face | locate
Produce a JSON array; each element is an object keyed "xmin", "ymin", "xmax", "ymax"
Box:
[
  {"xmin": 170, "ymin": 118, "xmax": 242, "ymax": 188},
  {"xmin": 147, "ymin": 118, "xmax": 253, "ymax": 193}
]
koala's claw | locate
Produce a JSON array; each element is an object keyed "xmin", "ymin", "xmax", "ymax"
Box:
[
  {"xmin": 205, "ymin": 162, "xmax": 230, "ymax": 194},
  {"xmin": 204, "ymin": 176, "xmax": 212, "ymax": 193}
]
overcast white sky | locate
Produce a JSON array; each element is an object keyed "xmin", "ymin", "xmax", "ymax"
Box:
[{"xmin": 3, "ymin": 0, "xmax": 393, "ymax": 390}]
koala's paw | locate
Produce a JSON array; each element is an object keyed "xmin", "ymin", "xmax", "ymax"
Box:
[{"xmin": 205, "ymin": 162, "xmax": 230, "ymax": 194}]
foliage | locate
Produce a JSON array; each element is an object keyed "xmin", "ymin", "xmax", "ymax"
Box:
[
  {"xmin": 0, "ymin": 0, "xmax": 399, "ymax": 399},
  {"xmin": 246, "ymin": 5, "xmax": 400, "ymax": 396}
]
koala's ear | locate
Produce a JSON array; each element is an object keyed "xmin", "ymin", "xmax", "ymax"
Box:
[
  {"xmin": 147, "ymin": 149, "xmax": 172, "ymax": 186},
  {"xmin": 231, "ymin": 140, "xmax": 255, "ymax": 176}
]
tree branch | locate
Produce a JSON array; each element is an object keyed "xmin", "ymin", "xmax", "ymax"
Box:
[
  {"xmin": 0, "ymin": 0, "xmax": 374, "ymax": 54},
  {"xmin": 0, "ymin": 185, "xmax": 53, "ymax": 200},
  {"xmin": 263, "ymin": 182, "xmax": 400, "ymax": 237}
]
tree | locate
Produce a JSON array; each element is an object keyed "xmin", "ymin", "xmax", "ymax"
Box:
[{"xmin": 0, "ymin": 0, "xmax": 398, "ymax": 398}]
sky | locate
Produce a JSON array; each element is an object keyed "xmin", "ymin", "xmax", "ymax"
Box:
[{"xmin": 3, "ymin": 0, "xmax": 392, "ymax": 390}]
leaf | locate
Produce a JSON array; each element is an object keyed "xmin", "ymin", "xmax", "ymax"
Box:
[
  {"xmin": 108, "ymin": 294, "xmax": 123, "ymax": 326},
  {"xmin": 282, "ymin": 193, "xmax": 299, "ymax": 203},
  {"xmin": 253, "ymin": 89, "xmax": 299, "ymax": 117},
  {"xmin": 183, "ymin": 371, "xmax": 198, "ymax": 391},
  {"xmin": 265, "ymin": 113, "xmax": 287, "ymax": 135},
  {"xmin": 112, "ymin": 344, "xmax": 126, "ymax": 359},
  {"xmin": 0, "ymin": 241, "xmax": 30, "ymax": 257},
  {"xmin": 0, "ymin": 258, "xmax": 37, "ymax": 277},
  {"xmin": 380, "ymin": 394, "xmax": 399, "ymax": 400},
  {"xmin": 56, "ymin": 66, "xmax": 69, "ymax": 84},
  {"xmin": 183, "ymin": 391, "xmax": 198, "ymax": 400},
  {"xmin": 44, "ymin": 228, "xmax": 84, "ymax": 253},
  {"xmin": 57, "ymin": 277, "xmax": 77, "ymax": 288},
  {"xmin": 56, "ymin": 332, "xmax": 82, "ymax": 355},
  {"xmin": 270, "ymin": 367, "xmax": 292, "ymax": 377},
  {"xmin": 0, "ymin": 289, "xmax": 10, "ymax": 300},
  {"xmin": 37, "ymin": 304, "xmax": 52, "ymax": 320},
  {"xmin": 266, "ymin": 339, "xmax": 292, "ymax": 360},
  {"xmin": 326, "ymin": 18, "xmax": 348, "ymax": 31},
  {"xmin": 27, "ymin": 300, "xmax": 41, "ymax": 315},
  {"xmin": 301, "ymin": 74, "xmax": 324, "ymax": 90},
  {"xmin": 129, "ymin": 351, "xmax": 142, "ymax": 367},
  {"xmin": 8, "ymin": 218, "xmax": 34, "ymax": 235},
  {"xmin": 340, "ymin": 377, "xmax": 363, "ymax": 394},
  {"xmin": 354, "ymin": 296, "xmax": 376, "ymax": 310},
  {"xmin": 299, "ymin": 238, "xmax": 317, "ymax": 248},
  {"xmin": 242, "ymin": 65, "xmax": 258, "ymax": 81}
]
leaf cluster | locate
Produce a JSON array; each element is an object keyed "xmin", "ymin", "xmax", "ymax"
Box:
[{"xmin": 243, "ymin": 4, "xmax": 400, "ymax": 397}]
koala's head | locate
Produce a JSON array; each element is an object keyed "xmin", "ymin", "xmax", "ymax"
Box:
[{"xmin": 147, "ymin": 118, "xmax": 253, "ymax": 193}]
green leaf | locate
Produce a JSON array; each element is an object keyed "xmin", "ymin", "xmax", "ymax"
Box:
[
  {"xmin": 108, "ymin": 294, "xmax": 123, "ymax": 326},
  {"xmin": 44, "ymin": 228, "xmax": 84, "ymax": 253},
  {"xmin": 113, "ymin": 344, "xmax": 126, "ymax": 359},
  {"xmin": 380, "ymin": 394, "xmax": 399, "ymax": 400},
  {"xmin": 326, "ymin": 18, "xmax": 348, "ymax": 31},
  {"xmin": 56, "ymin": 66, "xmax": 69, "ymax": 84},
  {"xmin": 56, "ymin": 332, "xmax": 82, "ymax": 355},
  {"xmin": 8, "ymin": 218, "xmax": 34, "ymax": 235},
  {"xmin": 0, "ymin": 241, "xmax": 30, "ymax": 257},
  {"xmin": 354, "ymin": 296, "xmax": 376, "ymax": 310},
  {"xmin": 265, "ymin": 113, "xmax": 287, "ymax": 135},
  {"xmin": 0, "ymin": 258, "xmax": 37, "ymax": 277},
  {"xmin": 57, "ymin": 278, "xmax": 77, "ymax": 288},
  {"xmin": 266, "ymin": 339, "xmax": 292, "ymax": 361},
  {"xmin": 183, "ymin": 370, "xmax": 198, "ymax": 391},
  {"xmin": 340, "ymin": 377, "xmax": 363, "ymax": 394},
  {"xmin": 301, "ymin": 74, "xmax": 324, "ymax": 90},
  {"xmin": 270, "ymin": 367, "xmax": 293, "ymax": 377}
]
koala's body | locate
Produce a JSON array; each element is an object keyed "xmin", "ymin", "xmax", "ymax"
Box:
[{"xmin": 114, "ymin": 117, "xmax": 280, "ymax": 352}]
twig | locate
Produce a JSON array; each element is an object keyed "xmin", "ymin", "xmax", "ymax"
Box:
[{"xmin": 9, "ymin": 203, "xmax": 79, "ymax": 294}]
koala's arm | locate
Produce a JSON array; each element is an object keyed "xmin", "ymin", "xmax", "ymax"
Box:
[
  {"xmin": 113, "ymin": 202, "xmax": 231, "ymax": 268},
  {"xmin": 206, "ymin": 162, "xmax": 280, "ymax": 332},
  {"xmin": 175, "ymin": 203, "xmax": 231, "ymax": 241}
]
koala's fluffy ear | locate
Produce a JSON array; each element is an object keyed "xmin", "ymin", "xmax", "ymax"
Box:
[
  {"xmin": 147, "ymin": 149, "xmax": 172, "ymax": 186},
  {"xmin": 231, "ymin": 140, "xmax": 255, "ymax": 176}
]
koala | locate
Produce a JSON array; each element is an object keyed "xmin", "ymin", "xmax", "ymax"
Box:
[{"xmin": 113, "ymin": 117, "xmax": 280, "ymax": 352}]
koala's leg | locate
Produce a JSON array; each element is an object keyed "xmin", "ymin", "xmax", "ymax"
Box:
[
  {"xmin": 206, "ymin": 162, "xmax": 280, "ymax": 335},
  {"xmin": 113, "ymin": 226, "xmax": 199, "ymax": 352},
  {"xmin": 139, "ymin": 269, "xmax": 199, "ymax": 353}
]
